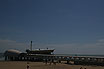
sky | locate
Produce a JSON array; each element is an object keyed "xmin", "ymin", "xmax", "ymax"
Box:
[{"xmin": 0, "ymin": 0, "xmax": 104, "ymax": 54}]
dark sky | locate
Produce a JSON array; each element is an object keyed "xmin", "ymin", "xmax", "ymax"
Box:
[{"xmin": 0, "ymin": 0, "xmax": 104, "ymax": 54}]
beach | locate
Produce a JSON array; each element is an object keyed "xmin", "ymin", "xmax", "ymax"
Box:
[{"xmin": 0, "ymin": 61, "xmax": 104, "ymax": 69}]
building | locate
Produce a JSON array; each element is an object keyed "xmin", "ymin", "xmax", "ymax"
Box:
[{"xmin": 4, "ymin": 49, "xmax": 54, "ymax": 61}]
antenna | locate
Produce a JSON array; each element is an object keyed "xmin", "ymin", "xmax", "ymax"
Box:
[{"xmin": 30, "ymin": 41, "xmax": 32, "ymax": 51}]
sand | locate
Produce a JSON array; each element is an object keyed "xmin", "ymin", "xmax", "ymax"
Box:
[{"xmin": 0, "ymin": 61, "xmax": 104, "ymax": 69}]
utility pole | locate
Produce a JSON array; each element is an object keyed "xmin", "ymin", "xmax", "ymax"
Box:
[{"xmin": 30, "ymin": 41, "xmax": 32, "ymax": 51}]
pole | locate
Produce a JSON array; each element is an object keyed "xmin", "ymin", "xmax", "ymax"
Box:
[{"xmin": 30, "ymin": 41, "xmax": 32, "ymax": 51}]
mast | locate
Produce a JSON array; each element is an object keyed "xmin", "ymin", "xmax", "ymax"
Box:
[{"xmin": 30, "ymin": 41, "xmax": 32, "ymax": 51}]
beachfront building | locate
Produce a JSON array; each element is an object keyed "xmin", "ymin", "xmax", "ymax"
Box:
[
  {"xmin": 4, "ymin": 49, "xmax": 55, "ymax": 61},
  {"xmin": 4, "ymin": 49, "xmax": 104, "ymax": 66},
  {"xmin": 4, "ymin": 49, "xmax": 21, "ymax": 61}
]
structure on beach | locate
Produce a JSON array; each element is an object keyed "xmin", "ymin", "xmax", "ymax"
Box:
[
  {"xmin": 4, "ymin": 49, "xmax": 104, "ymax": 66},
  {"xmin": 4, "ymin": 48, "xmax": 54, "ymax": 61},
  {"xmin": 4, "ymin": 49, "xmax": 22, "ymax": 61},
  {"xmin": 4, "ymin": 41, "xmax": 55, "ymax": 61},
  {"xmin": 3, "ymin": 41, "xmax": 104, "ymax": 66}
]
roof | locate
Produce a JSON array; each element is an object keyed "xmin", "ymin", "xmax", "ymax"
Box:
[{"xmin": 4, "ymin": 49, "xmax": 21, "ymax": 56}]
